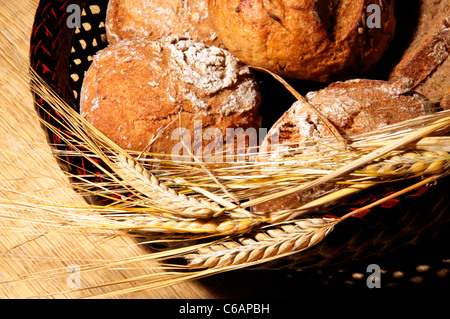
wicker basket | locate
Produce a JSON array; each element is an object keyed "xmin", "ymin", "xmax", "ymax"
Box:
[{"xmin": 30, "ymin": 0, "xmax": 450, "ymax": 270}]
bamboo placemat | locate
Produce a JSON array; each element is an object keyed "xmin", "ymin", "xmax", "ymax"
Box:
[{"xmin": 0, "ymin": 0, "xmax": 220, "ymax": 299}]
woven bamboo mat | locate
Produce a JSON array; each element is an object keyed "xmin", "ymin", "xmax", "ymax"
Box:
[{"xmin": 0, "ymin": 0, "xmax": 222, "ymax": 299}]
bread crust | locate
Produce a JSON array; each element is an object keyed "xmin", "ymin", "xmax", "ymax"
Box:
[
  {"xmin": 106, "ymin": 0, "xmax": 222, "ymax": 47},
  {"xmin": 389, "ymin": 0, "xmax": 450, "ymax": 86},
  {"xmin": 208, "ymin": 0, "xmax": 396, "ymax": 81},
  {"xmin": 80, "ymin": 38, "xmax": 261, "ymax": 158},
  {"xmin": 255, "ymin": 79, "xmax": 435, "ymax": 213},
  {"xmin": 388, "ymin": 0, "xmax": 450, "ymax": 110}
]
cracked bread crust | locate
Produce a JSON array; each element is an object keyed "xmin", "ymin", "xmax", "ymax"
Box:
[
  {"xmin": 208, "ymin": 0, "xmax": 396, "ymax": 81},
  {"xmin": 388, "ymin": 0, "xmax": 450, "ymax": 110},
  {"xmin": 80, "ymin": 37, "xmax": 261, "ymax": 155},
  {"xmin": 254, "ymin": 79, "xmax": 435, "ymax": 213},
  {"xmin": 105, "ymin": 0, "xmax": 222, "ymax": 47}
]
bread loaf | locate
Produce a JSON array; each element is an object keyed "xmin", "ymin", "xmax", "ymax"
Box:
[
  {"xmin": 388, "ymin": 0, "xmax": 450, "ymax": 109},
  {"xmin": 208, "ymin": 0, "xmax": 396, "ymax": 81},
  {"xmin": 106, "ymin": 0, "xmax": 222, "ymax": 47},
  {"xmin": 80, "ymin": 37, "xmax": 261, "ymax": 160},
  {"xmin": 255, "ymin": 79, "xmax": 435, "ymax": 213}
]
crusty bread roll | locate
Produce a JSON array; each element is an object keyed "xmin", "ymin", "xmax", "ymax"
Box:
[
  {"xmin": 388, "ymin": 0, "xmax": 450, "ymax": 110},
  {"xmin": 80, "ymin": 37, "xmax": 261, "ymax": 159},
  {"xmin": 255, "ymin": 79, "xmax": 435, "ymax": 213},
  {"xmin": 208, "ymin": 0, "xmax": 396, "ymax": 81},
  {"xmin": 106, "ymin": 0, "xmax": 222, "ymax": 47}
]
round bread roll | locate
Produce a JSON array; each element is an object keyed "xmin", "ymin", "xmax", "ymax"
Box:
[
  {"xmin": 106, "ymin": 0, "xmax": 222, "ymax": 47},
  {"xmin": 208, "ymin": 0, "xmax": 396, "ymax": 81},
  {"xmin": 80, "ymin": 37, "xmax": 261, "ymax": 160},
  {"xmin": 255, "ymin": 79, "xmax": 435, "ymax": 213}
]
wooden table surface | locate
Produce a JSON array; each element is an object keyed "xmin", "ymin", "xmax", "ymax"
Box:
[{"xmin": 1, "ymin": 0, "xmax": 450, "ymax": 302}]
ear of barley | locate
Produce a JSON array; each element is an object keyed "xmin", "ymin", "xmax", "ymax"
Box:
[
  {"xmin": 112, "ymin": 214, "xmax": 265, "ymax": 236},
  {"xmin": 253, "ymin": 150, "xmax": 450, "ymax": 222},
  {"xmin": 359, "ymin": 150, "xmax": 450, "ymax": 176},
  {"xmin": 185, "ymin": 218, "xmax": 338, "ymax": 269},
  {"xmin": 112, "ymin": 154, "xmax": 224, "ymax": 218}
]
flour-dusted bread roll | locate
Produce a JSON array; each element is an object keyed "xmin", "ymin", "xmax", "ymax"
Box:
[
  {"xmin": 80, "ymin": 37, "xmax": 261, "ymax": 160},
  {"xmin": 106, "ymin": 0, "xmax": 222, "ymax": 47},
  {"xmin": 255, "ymin": 79, "xmax": 435, "ymax": 213},
  {"xmin": 208, "ymin": 0, "xmax": 396, "ymax": 81}
]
